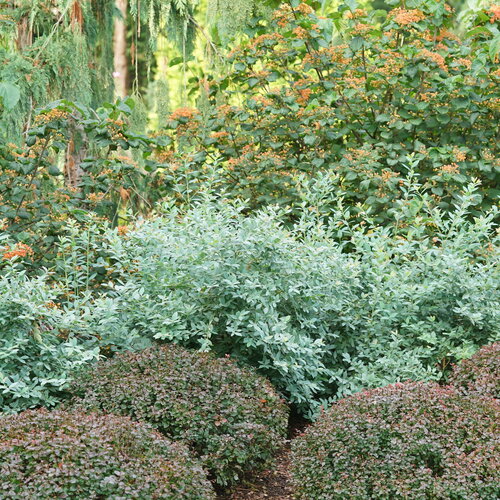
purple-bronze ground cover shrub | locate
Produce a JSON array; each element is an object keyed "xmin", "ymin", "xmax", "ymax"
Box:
[
  {"xmin": 0, "ymin": 409, "xmax": 214, "ymax": 499},
  {"xmin": 449, "ymin": 342, "xmax": 499, "ymax": 399},
  {"xmin": 291, "ymin": 382, "xmax": 499, "ymax": 499},
  {"xmin": 65, "ymin": 344, "xmax": 289, "ymax": 486}
]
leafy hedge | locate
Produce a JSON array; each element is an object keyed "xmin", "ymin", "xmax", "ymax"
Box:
[
  {"xmin": 158, "ymin": 0, "xmax": 500, "ymax": 218},
  {"xmin": 449, "ymin": 342, "xmax": 499, "ymax": 399},
  {"xmin": 0, "ymin": 409, "xmax": 214, "ymax": 499},
  {"xmin": 96, "ymin": 192, "xmax": 499, "ymax": 416},
  {"xmin": 291, "ymin": 382, "xmax": 500, "ymax": 499},
  {"xmin": 65, "ymin": 344, "xmax": 289, "ymax": 486},
  {"xmin": 0, "ymin": 269, "xmax": 99, "ymax": 412}
]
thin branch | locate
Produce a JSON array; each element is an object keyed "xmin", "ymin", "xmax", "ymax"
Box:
[{"xmin": 188, "ymin": 15, "xmax": 226, "ymax": 65}]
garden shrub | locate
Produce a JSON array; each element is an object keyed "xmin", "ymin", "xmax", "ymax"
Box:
[
  {"xmin": 65, "ymin": 344, "xmax": 289, "ymax": 486},
  {"xmin": 158, "ymin": 0, "xmax": 500, "ymax": 219},
  {"xmin": 0, "ymin": 409, "xmax": 214, "ymax": 499},
  {"xmin": 0, "ymin": 237, "xmax": 144, "ymax": 412},
  {"xmin": 0, "ymin": 269, "xmax": 98, "ymax": 412},
  {"xmin": 0, "ymin": 98, "xmax": 159, "ymax": 269},
  {"xmin": 1, "ymin": 183, "xmax": 498, "ymax": 417},
  {"xmin": 291, "ymin": 381, "xmax": 500, "ymax": 499},
  {"xmin": 95, "ymin": 189, "xmax": 499, "ymax": 416},
  {"xmin": 449, "ymin": 342, "xmax": 499, "ymax": 398}
]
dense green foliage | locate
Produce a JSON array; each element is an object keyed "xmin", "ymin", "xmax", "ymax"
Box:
[
  {"xmin": 291, "ymin": 381, "xmax": 500, "ymax": 499},
  {"xmin": 159, "ymin": 0, "xmax": 500, "ymax": 220},
  {"xmin": 0, "ymin": 217, "xmax": 149, "ymax": 412},
  {"xmin": 1, "ymin": 181, "xmax": 498, "ymax": 416},
  {"xmin": 0, "ymin": 260, "xmax": 145, "ymax": 412},
  {"xmin": 94, "ymin": 189, "xmax": 499, "ymax": 415},
  {"xmin": 449, "ymin": 342, "xmax": 500, "ymax": 398},
  {"xmin": 65, "ymin": 344, "xmax": 289, "ymax": 486},
  {"xmin": 0, "ymin": 99, "xmax": 159, "ymax": 266},
  {"xmin": 1, "ymin": 0, "xmax": 498, "ymax": 496},
  {"xmin": 0, "ymin": 409, "xmax": 214, "ymax": 499}
]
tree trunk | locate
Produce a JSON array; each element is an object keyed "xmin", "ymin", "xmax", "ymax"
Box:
[
  {"xmin": 64, "ymin": 122, "xmax": 87, "ymax": 190},
  {"xmin": 113, "ymin": 0, "xmax": 129, "ymax": 97},
  {"xmin": 16, "ymin": 14, "xmax": 33, "ymax": 51}
]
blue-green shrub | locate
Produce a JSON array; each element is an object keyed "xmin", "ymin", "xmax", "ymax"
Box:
[
  {"xmin": 0, "ymin": 231, "xmax": 142, "ymax": 412},
  {"xmin": 99, "ymin": 187, "xmax": 499, "ymax": 416},
  {"xmin": 2, "ymin": 182, "xmax": 498, "ymax": 416}
]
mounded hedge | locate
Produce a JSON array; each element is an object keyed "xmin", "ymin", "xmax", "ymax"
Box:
[
  {"xmin": 291, "ymin": 382, "xmax": 500, "ymax": 500},
  {"xmin": 0, "ymin": 409, "xmax": 214, "ymax": 499},
  {"xmin": 449, "ymin": 342, "xmax": 499, "ymax": 399},
  {"xmin": 65, "ymin": 344, "xmax": 289, "ymax": 486}
]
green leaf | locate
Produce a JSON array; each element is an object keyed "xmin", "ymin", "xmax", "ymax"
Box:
[
  {"xmin": 48, "ymin": 165, "xmax": 62, "ymax": 176},
  {"xmin": 349, "ymin": 36, "xmax": 364, "ymax": 52},
  {"xmin": 117, "ymin": 100, "xmax": 132, "ymax": 114},
  {"xmin": 248, "ymin": 77, "xmax": 259, "ymax": 88},
  {"xmin": 0, "ymin": 82, "xmax": 21, "ymax": 110},
  {"xmin": 344, "ymin": 0, "xmax": 358, "ymax": 11},
  {"xmin": 169, "ymin": 57, "xmax": 184, "ymax": 67},
  {"xmin": 489, "ymin": 34, "xmax": 500, "ymax": 62}
]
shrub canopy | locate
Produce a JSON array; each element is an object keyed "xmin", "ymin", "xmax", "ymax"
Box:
[
  {"xmin": 291, "ymin": 381, "xmax": 500, "ymax": 499},
  {"xmin": 65, "ymin": 344, "xmax": 289, "ymax": 486},
  {"xmin": 158, "ymin": 0, "xmax": 500, "ymax": 220},
  {"xmin": 449, "ymin": 342, "xmax": 500, "ymax": 398},
  {"xmin": 0, "ymin": 409, "xmax": 215, "ymax": 499},
  {"xmin": 94, "ymin": 194, "xmax": 499, "ymax": 415}
]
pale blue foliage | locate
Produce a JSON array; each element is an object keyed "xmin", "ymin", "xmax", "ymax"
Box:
[{"xmin": 97, "ymin": 187, "xmax": 499, "ymax": 416}]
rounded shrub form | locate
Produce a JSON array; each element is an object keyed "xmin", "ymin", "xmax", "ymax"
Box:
[
  {"xmin": 66, "ymin": 344, "xmax": 289, "ymax": 486},
  {"xmin": 291, "ymin": 382, "xmax": 499, "ymax": 500},
  {"xmin": 449, "ymin": 343, "xmax": 499, "ymax": 399},
  {"xmin": 0, "ymin": 409, "xmax": 214, "ymax": 499}
]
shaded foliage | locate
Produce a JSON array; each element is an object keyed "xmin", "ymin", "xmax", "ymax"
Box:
[
  {"xmin": 291, "ymin": 381, "xmax": 500, "ymax": 499},
  {"xmin": 0, "ymin": 98, "xmax": 159, "ymax": 267},
  {"xmin": 65, "ymin": 344, "xmax": 289, "ymax": 486}
]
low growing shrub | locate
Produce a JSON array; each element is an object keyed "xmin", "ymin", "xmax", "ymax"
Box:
[
  {"xmin": 449, "ymin": 342, "xmax": 499, "ymax": 399},
  {"xmin": 291, "ymin": 382, "xmax": 500, "ymax": 499},
  {"xmin": 65, "ymin": 344, "xmax": 289, "ymax": 486},
  {"xmin": 0, "ymin": 409, "xmax": 214, "ymax": 499}
]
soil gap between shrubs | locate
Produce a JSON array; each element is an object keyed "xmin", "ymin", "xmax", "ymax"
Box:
[{"xmin": 218, "ymin": 410, "xmax": 308, "ymax": 499}]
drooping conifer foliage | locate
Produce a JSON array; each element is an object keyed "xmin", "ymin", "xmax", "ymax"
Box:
[{"xmin": 0, "ymin": 0, "xmax": 116, "ymax": 140}]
